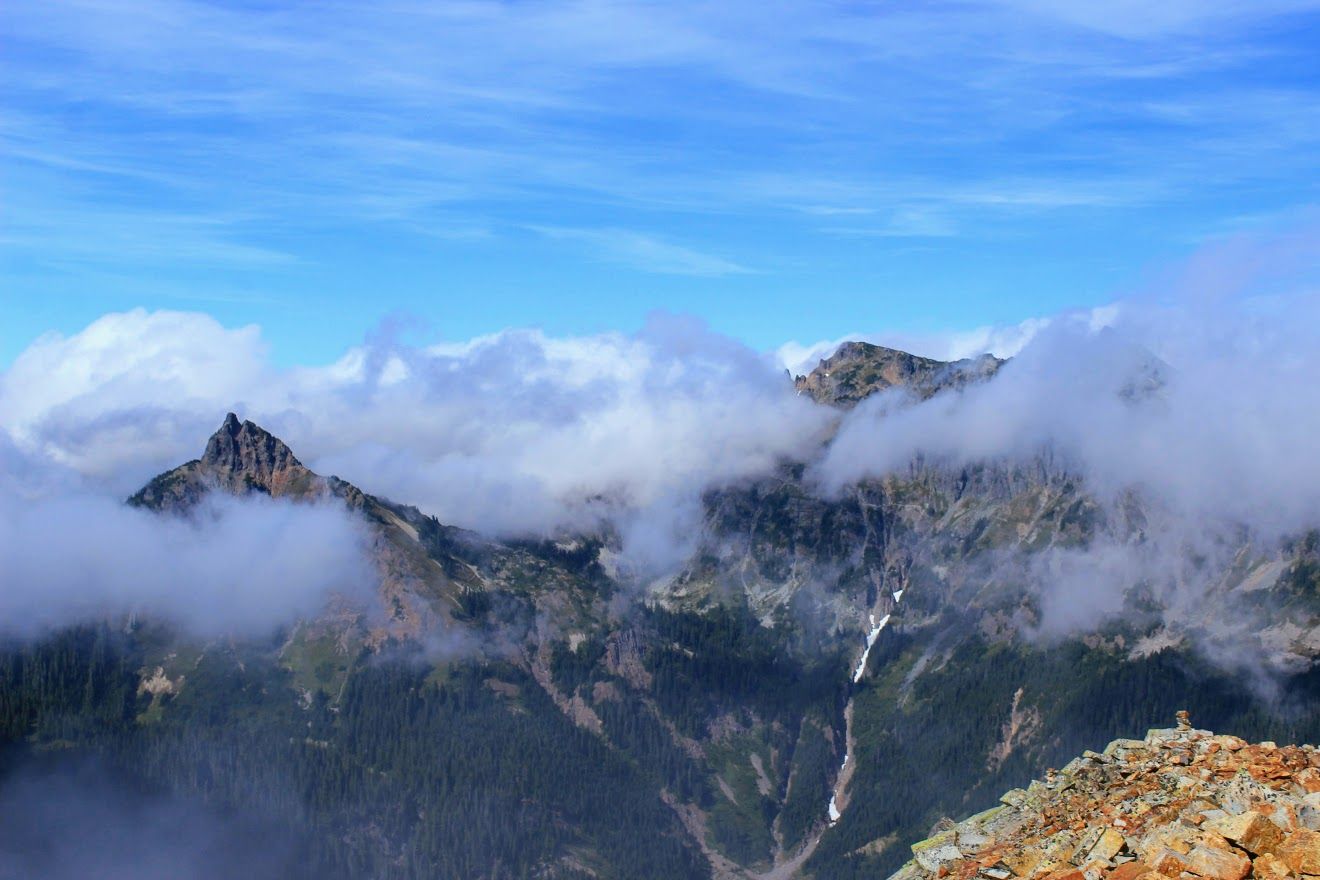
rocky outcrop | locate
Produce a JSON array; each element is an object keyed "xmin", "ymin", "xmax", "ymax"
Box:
[
  {"xmin": 793, "ymin": 341, "xmax": 1003, "ymax": 409},
  {"xmin": 129, "ymin": 412, "xmax": 323, "ymax": 507},
  {"xmin": 199, "ymin": 412, "xmax": 322, "ymax": 498},
  {"xmin": 891, "ymin": 713, "xmax": 1320, "ymax": 880}
]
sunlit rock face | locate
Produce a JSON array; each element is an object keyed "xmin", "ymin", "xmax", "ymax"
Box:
[{"xmin": 129, "ymin": 413, "xmax": 325, "ymax": 509}]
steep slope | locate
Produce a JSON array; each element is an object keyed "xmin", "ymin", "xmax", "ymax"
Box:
[
  {"xmin": 654, "ymin": 343, "xmax": 1320, "ymax": 878},
  {"xmin": 129, "ymin": 413, "xmax": 613, "ymax": 647},
  {"xmin": 892, "ymin": 713, "xmax": 1320, "ymax": 880}
]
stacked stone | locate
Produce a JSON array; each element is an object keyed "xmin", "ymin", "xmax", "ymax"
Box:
[{"xmin": 891, "ymin": 714, "xmax": 1320, "ymax": 880}]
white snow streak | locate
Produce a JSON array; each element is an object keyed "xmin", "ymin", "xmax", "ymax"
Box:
[
  {"xmin": 830, "ymin": 589, "xmax": 905, "ymax": 826},
  {"xmin": 851, "ymin": 613, "xmax": 891, "ymax": 684}
]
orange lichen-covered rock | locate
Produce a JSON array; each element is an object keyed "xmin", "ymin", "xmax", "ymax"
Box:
[
  {"xmin": 1087, "ymin": 829, "xmax": 1127, "ymax": 863},
  {"xmin": 1181, "ymin": 843, "xmax": 1252, "ymax": 880},
  {"xmin": 1136, "ymin": 825, "xmax": 1199, "ymax": 859},
  {"xmin": 1002, "ymin": 848, "xmax": 1048, "ymax": 877},
  {"xmin": 1106, "ymin": 861, "xmax": 1152, "ymax": 880},
  {"xmin": 1251, "ymin": 852, "xmax": 1292, "ymax": 880},
  {"xmin": 1294, "ymin": 768, "xmax": 1320, "ymax": 795},
  {"xmin": 887, "ymin": 715, "xmax": 1320, "ymax": 880},
  {"xmin": 1207, "ymin": 812, "xmax": 1285, "ymax": 856},
  {"xmin": 1038, "ymin": 869, "xmax": 1085, "ymax": 880},
  {"xmin": 1150, "ymin": 848, "xmax": 1196, "ymax": 876},
  {"xmin": 1277, "ymin": 829, "xmax": 1320, "ymax": 875},
  {"xmin": 1078, "ymin": 859, "xmax": 1111, "ymax": 880}
]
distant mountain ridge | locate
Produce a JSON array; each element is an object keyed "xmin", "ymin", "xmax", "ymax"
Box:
[{"xmin": 793, "ymin": 341, "xmax": 1004, "ymax": 408}]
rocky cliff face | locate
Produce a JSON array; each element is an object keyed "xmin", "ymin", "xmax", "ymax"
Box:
[
  {"xmin": 894, "ymin": 713, "xmax": 1320, "ymax": 880},
  {"xmin": 200, "ymin": 412, "xmax": 320, "ymax": 497},
  {"xmin": 129, "ymin": 412, "xmax": 324, "ymax": 507}
]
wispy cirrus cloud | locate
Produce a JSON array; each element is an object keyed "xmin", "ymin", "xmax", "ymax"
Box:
[
  {"xmin": 4, "ymin": 0, "xmax": 1320, "ymax": 360},
  {"xmin": 5, "ymin": 0, "xmax": 1319, "ymax": 241},
  {"xmin": 530, "ymin": 226, "xmax": 753, "ymax": 277}
]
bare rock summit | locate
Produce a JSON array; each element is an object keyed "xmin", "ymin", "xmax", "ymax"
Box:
[
  {"xmin": 129, "ymin": 413, "xmax": 323, "ymax": 509},
  {"xmin": 199, "ymin": 412, "xmax": 320, "ymax": 498}
]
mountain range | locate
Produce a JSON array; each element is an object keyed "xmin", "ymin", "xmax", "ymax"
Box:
[{"xmin": 5, "ymin": 341, "xmax": 1320, "ymax": 880}]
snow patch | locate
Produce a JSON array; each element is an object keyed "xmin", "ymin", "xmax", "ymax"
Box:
[{"xmin": 851, "ymin": 613, "xmax": 891, "ymax": 684}]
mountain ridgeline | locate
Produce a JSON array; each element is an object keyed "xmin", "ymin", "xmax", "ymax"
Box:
[{"xmin": 5, "ymin": 341, "xmax": 1320, "ymax": 880}]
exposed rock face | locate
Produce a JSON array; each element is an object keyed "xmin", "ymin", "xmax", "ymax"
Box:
[
  {"xmin": 675, "ymin": 456, "xmax": 1117, "ymax": 638},
  {"xmin": 891, "ymin": 715, "xmax": 1320, "ymax": 880},
  {"xmin": 793, "ymin": 341, "xmax": 1003, "ymax": 409},
  {"xmin": 200, "ymin": 412, "xmax": 320, "ymax": 498},
  {"xmin": 129, "ymin": 412, "xmax": 323, "ymax": 507}
]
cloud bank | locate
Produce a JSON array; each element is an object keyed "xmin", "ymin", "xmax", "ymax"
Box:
[
  {"xmin": 818, "ymin": 282, "xmax": 1320, "ymax": 538},
  {"xmin": 2, "ymin": 231, "xmax": 1319, "ymax": 644},
  {"xmin": 0, "ymin": 491, "xmax": 375, "ymax": 640},
  {"xmin": 0, "ymin": 757, "xmax": 305, "ymax": 880},
  {"xmin": 1, "ymin": 311, "xmax": 833, "ymax": 547}
]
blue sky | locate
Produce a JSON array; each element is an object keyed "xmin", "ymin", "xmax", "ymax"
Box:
[{"xmin": 4, "ymin": 0, "xmax": 1320, "ymax": 367}]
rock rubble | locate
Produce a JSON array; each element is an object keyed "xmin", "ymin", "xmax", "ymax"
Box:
[{"xmin": 891, "ymin": 713, "xmax": 1320, "ymax": 880}]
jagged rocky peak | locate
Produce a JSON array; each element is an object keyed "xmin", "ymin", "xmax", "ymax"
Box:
[
  {"xmin": 794, "ymin": 340, "xmax": 1004, "ymax": 408},
  {"xmin": 130, "ymin": 413, "xmax": 323, "ymax": 509},
  {"xmin": 202, "ymin": 412, "xmax": 309, "ymax": 493},
  {"xmin": 892, "ymin": 711, "xmax": 1320, "ymax": 880}
]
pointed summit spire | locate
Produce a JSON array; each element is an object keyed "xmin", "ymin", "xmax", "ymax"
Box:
[
  {"xmin": 128, "ymin": 414, "xmax": 326, "ymax": 509},
  {"xmin": 200, "ymin": 414, "xmax": 315, "ymax": 497}
]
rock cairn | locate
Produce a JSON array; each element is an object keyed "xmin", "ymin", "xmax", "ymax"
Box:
[{"xmin": 891, "ymin": 713, "xmax": 1320, "ymax": 880}]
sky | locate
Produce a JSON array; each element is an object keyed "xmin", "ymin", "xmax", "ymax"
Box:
[{"xmin": 4, "ymin": 0, "xmax": 1320, "ymax": 367}]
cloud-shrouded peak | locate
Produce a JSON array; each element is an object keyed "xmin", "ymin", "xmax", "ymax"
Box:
[
  {"xmin": 775, "ymin": 307, "xmax": 1117, "ymax": 378},
  {"xmin": 129, "ymin": 413, "xmax": 327, "ymax": 512},
  {"xmin": 1, "ymin": 312, "xmax": 837, "ymax": 570},
  {"xmin": 0, "ymin": 402, "xmax": 377, "ymax": 640},
  {"xmin": 5, "ymin": 226, "xmax": 1320, "ymax": 607},
  {"xmin": 793, "ymin": 339, "xmax": 1004, "ymax": 409}
]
